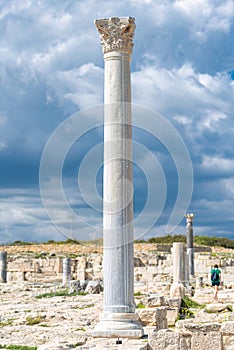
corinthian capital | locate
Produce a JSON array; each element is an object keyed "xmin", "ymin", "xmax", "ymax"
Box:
[
  {"xmin": 185, "ymin": 213, "xmax": 195, "ymax": 223},
  {"xmin": 95, "ymin": 17, "xmax": 135, "ymax": 55}
]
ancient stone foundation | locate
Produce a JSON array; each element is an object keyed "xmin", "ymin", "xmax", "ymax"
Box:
[
  {"xmin": 148, "ymin": 321, "xmax": 234, "ymax": 350},
  {"xmin": 5, "ymin": 248, "xmax": 234, "ymax": 289}
]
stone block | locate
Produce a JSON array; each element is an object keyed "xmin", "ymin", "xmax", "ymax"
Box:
[
  {"xmin": 136, "ymin": 308, "xmax": 156, "ymax": 326},
  {"xmin": 222, "ymin": 335, "xmax": 234, "ymax": 350},
  {"xmin": 144, "ymin": 295, "xmax": 165, "ymax": 307},
  {"xmin": 93, "ymin": 266, "xmax": 102, "ymax": 273},
  {"xmin": 179, "ymin": 330, "xmax": 192, "ymax": 350},
  {"xmin": 134, "ymin": 267, "xmax": 147, "ymax": 275},
  {"xmin": 85, "ymin": 281, "xmax": 102, "ymax": 294},
  {"xmin": 223, "ymin": 274, "xmax": 234, "ymax": 283},
  {"xmin": 175, "ymin": 319, "xmax": 195, "ymax": 329},
  {"xmin": 14, "ymin": 271, "xmax": 26, "ymax": 281},
  {"xmin": 184, "ymin": 322, "xmax": 221, "ymax": 332},
  {"xmin": 77, "ymin": 269, "xmax": 86, "ymax": 281},
  {"xmin": 155, "ymin": 307, "xmax": 167, "ymax": 331},
  {"xmin": 137, "ymin": 307, "xmax": 178, "ymax": 327},
  {"xmin": 80, "ymin": 338, "xmax": 148, "ymax": 349},
  {"xmin": 6, "ymin": 271, "xmax": 12, "ymax": 282},
  {"xmin": 191, "ymin": 331, "xmax": 222, "ymax": 350},
  {"xmin": 38, "ymin": 345, "xmax": 70, "ymax": 350},
  {"xmin": 166, "ymin": 297, "xmax": 181, "ymax": 308},
  {"xmin": 206, "ymin": 304, "xmax": 230, "ymax": 313},
  {"xmin": 193, "ymin": 266, "xmax": 210, "ymax": 274},
  {"xmin": 148, "ymin": 257, "xmax": 159, "ymax": 266},
  {"xmin": 54, "ymin": 258, "xmax": 63, "ymax": 273},
  {"xmin": 148, "ymin": 329, "xmax": 180, "ymax": 350},
  {"xmin": 166, "ymin": 308, "xmax": 179, "ymax": 326},
  {"xmin": 170, "ymin": 283, "xmax": 186, "ymax": 298},
  {"xmin": 221, "ymin": 321, "xmax": 234, "ymax": 334}
]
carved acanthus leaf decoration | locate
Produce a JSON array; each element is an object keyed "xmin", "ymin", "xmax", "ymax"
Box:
[{"xmin": 95, "ymin": 17, "xmax": 135, "ymax": 54}]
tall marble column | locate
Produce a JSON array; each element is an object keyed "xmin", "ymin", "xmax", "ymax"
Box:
[
  {"xmin": 185, "ymin": 213, "xmax": 195, "ymax": 276},
  {"xmin": 93, "ymin": 17, "xmax": 143, "ymax": 338}
]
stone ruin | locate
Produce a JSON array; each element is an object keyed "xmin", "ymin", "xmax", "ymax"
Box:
[
  {"xmin": 4, "ymin": 246, "xmax": 234, "ymax": 289},
  {"xmin": 1, "ymin": 15, "xmax": 233, "ymax": 349},
  {"xmin": 2, "ymin": 245, "xmax": 234, "ymax": 349}
]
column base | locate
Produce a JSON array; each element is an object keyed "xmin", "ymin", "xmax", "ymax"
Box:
[{"xmin": 92, "ymin": 312, "xmax": 144, "ymax": 339}]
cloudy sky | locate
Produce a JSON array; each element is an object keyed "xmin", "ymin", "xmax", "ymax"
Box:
[{"xmin": 0, "ymin": 0, "xmax": 234, "ymax": 243}]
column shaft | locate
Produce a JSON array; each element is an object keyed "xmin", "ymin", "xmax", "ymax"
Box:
[
  {"xmin": 93, "ymin": 16, "xmax": 143, "ymax": 338},
  {"xmin": 172, "ymin": 242, "xmax": 184, "ymax": 284},
  {"xmin": 185, "ymin": 213, "xmax": 195, "ymax": 276},
  {"xmin": 0, "ymin": 251, "xmax": 7, "ymax": 283},
  {"xmin": 62, "ymin": 258, "xmax": 71, "ymax": 285},
  {"xmin": 103, "ymin": 52, "xmax": 134, "ymax": 313}
]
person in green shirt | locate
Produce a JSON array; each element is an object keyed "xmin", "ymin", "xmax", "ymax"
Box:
[{"xmin": 211, "ymin": 264, "xmax": 222, "ymax": 300}]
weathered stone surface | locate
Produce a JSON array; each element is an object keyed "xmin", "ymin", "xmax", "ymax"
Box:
[
  {"xmin": 0, "ymin": 283, "xmax": 100, "ymax": 347},
  {"xmin": 137, "ymin": 306, "xmax": 178, "ymax": 327},
  {"xmin": 206, "ymin": 303, "xmax": 231, "ymax": 313},
  {"xmin": 148, "ymin": 329, "xmax": 180, "ymax": 350},
  {"xmin": 166, "ymin": 308, "xmax": 179, "ymax": 326},
  {"xmin": 166, "ymin": 297, "xmax": 181, "ymax": 308},
  {"xmin": 175, "ymin": 319, "xmax": 195, "ymax": 329},
  {"xmin": 137, "ymin": 308, "xmax": 156, "ymax": 326},
  {"xmin": 155, "ymin": 307, "xmax": 167, "ymax": 331},
  {"xmin": 221, "ymin": 321, "xmax": 234, "ymax": 334},
  {"xmin": 79, "ymin": 338, "xmax": 148, "ymax": 349},
  {"xmin": 3, "ymin": 242, "xmax": 234, "ymax": 348},
  {"xmin": 144, "ymin": 295, "xmax": 165, "ymax": 307},
  {"xmin": 3, "ymin": 242, "xmax": 234, "ymax": 290},
  {"xmin": 222, "ymin": 335, "xmax": 234, "ymax": 350},
  {"xmin": 37, "ymin": 342, "xmax": 80, "ymax": 350},
  {"xmin": 184, "ymin": 322, "xmax": 221, "ymax": 332},
  {"xmin": 190, "ymin": 331, "xmax": 222, "ymax": 350},
  {"xmin": 170, "ymin": 283, "xmax": 186, "ymax": 298},
  {"xmin": 179, "ymin": 330, "xmax": 192, "ymax": 350},
  {"xmin": 85, "ymin": 281, "xmax": 103, "ymax": 294}
]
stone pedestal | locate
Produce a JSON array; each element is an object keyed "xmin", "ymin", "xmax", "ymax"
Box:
[
  {"xmin": 0, "ymin": 251, "xmax": 7, "ymax": 283},
  {"xmin": 93, "ymin": 312, "xmax": 143, "ymax": 338},
  {"xmin": 93, "ymin": 17, "xmax": 143, "ymax": 338}
]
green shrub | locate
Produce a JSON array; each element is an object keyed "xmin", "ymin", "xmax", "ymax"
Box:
[
  {"xmin": 148, "ymin": 235, "xmax": 186, "ymax": 244},
  {"xmin": 26, "ymin": 315, "xmax": 43, "ymax": 325},
  {"xmin": 134, "ymin": 291, "xmax": 142, "ymax": 296},
  {"xmin": 76, "ymin": 304, "xmax": 94, "ymax": 309},
  {"xmin": 176, "ymin": 296, "xmax": 205, "ymax": 321},
  {"xmin": 136, "ymin": 302, "xmax": 146, "ymax": 309},
  {"xmin": 182, "ymin": 296, "xmax": 205, "ymax": 309},
  {"xmin": 10, "ymin": 240, "xmax": 34, "ymax": 246},
  {"xmin": 35, "ymin": 289, "xmax": 87, "ymax": 299},
  {"xmin": 0, "ymin": 346, "xmax": 37, "ymax": 350},
  {"xmin": 146, "ymin": 234, "xmax": 234, "ymax": 249},
  {"xmin": 194, "ymin": 235, "xmax": 234, "ymax": 249},
  {"xmin": 0, "ymin": 319, "xmax": 13, "ymax": 327}
]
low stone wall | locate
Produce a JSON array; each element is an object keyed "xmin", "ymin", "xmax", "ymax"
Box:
[
  {"xmin": 4, "ymin": 251, "xmax": 234, "ymax": 288},
  {"xmin": 148, "ymin": 321, "xmax": 234, "ymax": 350}
]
